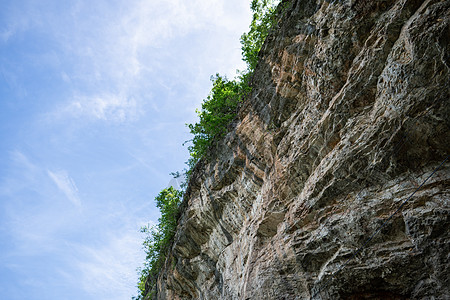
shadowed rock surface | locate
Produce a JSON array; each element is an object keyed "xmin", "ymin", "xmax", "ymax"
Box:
[{"xmin": 153, "ymin": 0, "xmax": 450, "ymax": 299}]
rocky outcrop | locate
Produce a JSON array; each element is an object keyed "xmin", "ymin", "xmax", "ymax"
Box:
[{"xmin": 156, "ymin": 0, "xmax": 450, "ymax": 299}]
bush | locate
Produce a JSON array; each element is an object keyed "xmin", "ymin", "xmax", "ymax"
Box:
[
  {"xmin": 135, "ymin": 187, "xmax": 182, "ymax": 299},
  {"xmin": 185, "ymin": 74, "xmax": 250, "ymax": 170},
  {"xmin": 184, "ymin": 0, "xmax": 281, "ymax": 173},
  {"xmin": 241, "ymin": 0, "xmax": 280, "ymax": 71}
]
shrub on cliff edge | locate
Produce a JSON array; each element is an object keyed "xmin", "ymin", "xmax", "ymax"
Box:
[
  {"xmin": 184, "ymin": 0, "xmax": 281, "ymax": 173},
  {"xmin": 135, "ymin": 187, "xmax": 182, "ymax": 300},
  {"xmin": 185, "ymin": 73, "xmax": 251, "ymax": 171}
]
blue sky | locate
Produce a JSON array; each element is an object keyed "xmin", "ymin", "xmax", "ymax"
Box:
[{"xmin": 0, "ymin": 1, "xmax": 252, "ymax": 299}]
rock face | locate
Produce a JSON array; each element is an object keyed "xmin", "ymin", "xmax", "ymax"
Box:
[{"xmin": 156, "ymin": 0, "xmax": 450, "ymax": 299}]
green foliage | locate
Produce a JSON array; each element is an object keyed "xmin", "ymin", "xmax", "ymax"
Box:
[
  {"xmin": 185, "ymin": 74, "xmax": 251, "ymax": 170},
  {"xmin": 135, "ymin": 187, "xmax": 182, "ymax": 299},
  {"xmin": 184, "ymin": 0, "xmax": 280, "ymax": 172},
  {"xmin": 240, "ymin": 0, "xmax": 280, "ymax": 72}
]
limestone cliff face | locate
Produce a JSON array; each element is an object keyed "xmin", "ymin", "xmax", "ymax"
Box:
[{"xmin": 156, "ymin": 0, "xmax": 450, "ymax": 299}]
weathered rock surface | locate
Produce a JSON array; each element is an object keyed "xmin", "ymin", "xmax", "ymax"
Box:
[{"xmin": 156, "ymin": 0, "xmax": 450, "ymax": 299}]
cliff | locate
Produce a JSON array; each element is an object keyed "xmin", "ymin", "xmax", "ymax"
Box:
[{"xmin": 155, "ymin": 0, "xmax": 450, "ymax": 299}]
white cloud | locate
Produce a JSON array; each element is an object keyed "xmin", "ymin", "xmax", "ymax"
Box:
[
  {"xmin": 0, "ymin": 7, "xmax": 32, "ymax": 43},
  {"xmin": 44, "ymin": 92, "xmax": 142, "ymax": 124},
  {"xmin": 74, "ymin": 230, "xmax": 146, "ymax": 299},
  {"xmin": 28, "ymin": 0, "xmax": 251, "ymax": 125},
  {"xmin": 72, "ymin": 2, "xmax": 244, "ymax": 98},
  {"xmin": 117, "ymin": 0, "xmax": 249, "ymax": 74},
  {"xmin": 68, "ymin": 93, "xmax": 140, "ymax": 122},
  {"xmin": 0, "ymin": 28, "xmax": 14, "ymax": 43},
  {"xmin": 0, "ymin": 150, "xmax": 39, "ymax": 197},
  {"xmin": 119, "ymin": 0, "xmax": 224, "ymax": 49},
  {"xmin": 10, "ymin": 150, "xmax": 36, "ymax": 172},
  {"xmin": 61, "ymin": 71, "xmax": 71, "ymax": 83},
  {"xmin": 47, "ymin": 169, "xmax": 81, "ymax": 207}
]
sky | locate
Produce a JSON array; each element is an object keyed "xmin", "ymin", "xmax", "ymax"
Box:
[{"xmin": 0, "ymin": 1, "xmax": 252, "ymax": 299}]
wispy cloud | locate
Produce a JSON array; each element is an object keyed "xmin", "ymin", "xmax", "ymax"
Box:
[
  {"xmin": 62, "ymin": 93, "xmax": 140, "ymax": 122},
  {"xmin": 0, "ymin": 150, "xmax": 39, "ymax": 197},
  {"xmin": 43, "ymin": 0, "xmax": 249, "ymax": 121},
  {"xmin": 73, "ymin": 230, "xmax": 145, "ymax": 299},
  {"xmin": 47, "ymin": 170, "xmax": 81, "ymax": 207},
  {"xmin": 0, "ymin": 4, "xmax": 34, "ymax": 44},
  {"xmin": 10, "ymin": 150, "xmax": 37, "ymax": 172},
  {"xmin": 0, "ymin": 28, "xmax": 14, "ymax": 43}
]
